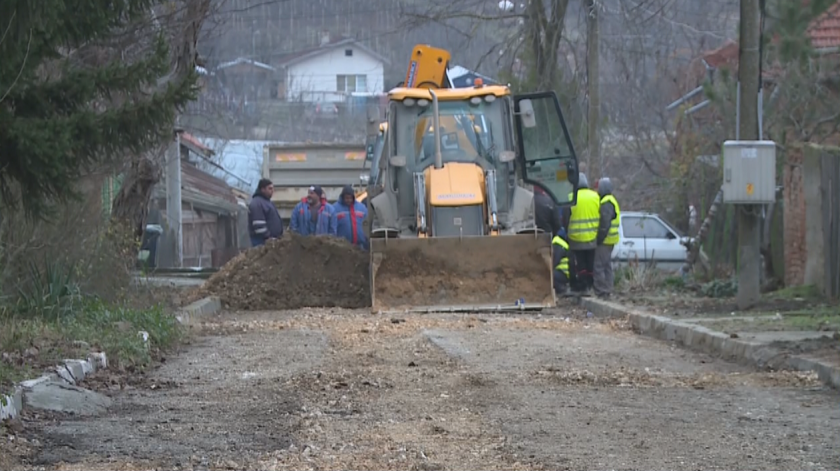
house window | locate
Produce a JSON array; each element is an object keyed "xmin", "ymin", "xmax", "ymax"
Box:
[
  {"xmin": 336, "ymin": 74, "xmax": 368, "ymax": 92},
  {"xmin": 345, "ymin": 49, "xmax": 353, "ymax": 56}
]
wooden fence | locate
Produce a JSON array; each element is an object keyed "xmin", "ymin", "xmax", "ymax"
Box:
[{"xmin": 819, "ymin": 149, "xmax": 840, "ymax": 298}]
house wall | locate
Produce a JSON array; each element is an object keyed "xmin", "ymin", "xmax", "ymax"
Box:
[{"xmin": 285, "ymin": 46, "xmax": 384, "ymax": 102}]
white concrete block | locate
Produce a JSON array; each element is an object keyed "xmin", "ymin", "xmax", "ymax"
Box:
[
  {"xmin": 88, "ymin": 352, "xmax": 107, "ymax": 369},
  {"xmin": 0, "ymin": 388, "xmax": 22, "ymax": 421},
  {"xmin": 55, "ymin": 364, "xmax": 76, "ymax": 384},
  {"xmin": 20, "ymin": 374, "xmax": 59, "ymax": 390}
]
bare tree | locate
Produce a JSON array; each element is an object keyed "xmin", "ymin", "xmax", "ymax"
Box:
[{"xmin": 109, "ymin": 0, "xmax": 215, "ymax": 242}]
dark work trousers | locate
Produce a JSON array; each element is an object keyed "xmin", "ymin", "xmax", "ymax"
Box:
[
  {"xmin": 593, "ymin": 244, "xmax": 614, "ymax": 296},
  {"xmin": 573, "ymin": 249, "xmax": 596, "ymax": 292},
  {"xmin": 553, "ymin": 269, "xmax": 569, "ymax": 295}
]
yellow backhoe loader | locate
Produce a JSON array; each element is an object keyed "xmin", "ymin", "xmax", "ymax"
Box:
[{"xmin": 364, "ymin": 45, "xmax": 580, "ymax": 313}]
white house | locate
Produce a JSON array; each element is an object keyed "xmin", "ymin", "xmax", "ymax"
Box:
[{"xmin": 275, "ymin": 33, "xmax": 388, "ymax": 103}]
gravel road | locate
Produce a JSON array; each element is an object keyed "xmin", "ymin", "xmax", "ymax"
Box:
[{"xmin": 12, "ymin": 307, "xmax": 840, "ymax": 471}]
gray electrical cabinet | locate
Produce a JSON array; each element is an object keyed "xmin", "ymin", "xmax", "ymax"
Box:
[{"xmin": 722, "ymin": 140, "xmax": 776, "ymax": 204}]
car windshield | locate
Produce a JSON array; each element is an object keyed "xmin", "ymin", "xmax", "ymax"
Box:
[{"xmin": 393, "ymin": 98, "xmax": 510, "ymax": 170}]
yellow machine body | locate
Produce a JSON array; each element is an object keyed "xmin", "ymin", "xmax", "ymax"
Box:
[{"xmin": 367, "ymin": 70, "xmax": 556, "ymax": 313}]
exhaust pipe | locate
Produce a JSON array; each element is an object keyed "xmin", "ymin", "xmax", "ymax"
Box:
[{"xmin": 428, "ymin": 89, "xmax": 443, "ymax": 170}]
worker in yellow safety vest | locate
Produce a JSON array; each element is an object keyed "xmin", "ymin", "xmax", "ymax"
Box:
[
  {"xmin": 551, "ymin": 232, "xmax": 572, "ymax": 297},
  {"xmin": 595, "ymin": 177, "xmax": 620, "ymax": 298},
  {"xmin": 561, "ymin": 173, "xmax": 600, "ymax": 295}
]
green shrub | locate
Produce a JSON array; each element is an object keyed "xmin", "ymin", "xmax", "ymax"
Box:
[{"xmin": 701, "ymin": 278, "xmax": 738, "ymax": 298}]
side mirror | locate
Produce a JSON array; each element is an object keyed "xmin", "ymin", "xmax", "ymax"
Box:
[
  {"xmin": 499, "ymin": 150, "xmax": 515, "ymax": 163},
  {"xmin": 519, "ymin": 99, "xmax": 537, "ymax": 128},
  {"xmin": 390, "ymin": 155, "xmax": 407, "ymax": 168}
]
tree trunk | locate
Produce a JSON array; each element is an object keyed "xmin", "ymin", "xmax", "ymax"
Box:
[
  {"xmin": 760, "ymin": 201, "xmax": 776, "ymax": 282},
  {"xmin": 524, "ymin": 0, "xmax": 569, "ymax": 91},
  {"xmin": 110, "ymin": 154, "xmax": 161, "ymax": 241},
  {"xmin": 681, "ymin": 187, "xmax": 723, "ymax": 274},
  {"xmin": 585, "ymin": 0, "xmax": 600, "ymax": 179}
]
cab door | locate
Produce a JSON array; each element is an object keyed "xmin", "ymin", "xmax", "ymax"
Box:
[{"xmin": 513, "ymin": 92, "xmax": 580, "ymax": 207}]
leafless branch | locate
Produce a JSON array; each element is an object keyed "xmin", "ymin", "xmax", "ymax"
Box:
[{"xmin": 0, "ymin": 28, "xmax": 31, "ymax": 104}]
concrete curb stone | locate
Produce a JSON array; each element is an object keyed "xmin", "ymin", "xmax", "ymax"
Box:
[
  {"xmin": 0, "ymin": 352, "xmax": 109, "ymax": 422},
  {"xmin": 176, "ymin": 296, "xmax": 222, "ymax": 325},
  {"xmin": 0, "ymin": 387, "xmax": 22, "ymax": 421},
  {"xmin": 582, "ymin": 298, "xmax": 840, "ymax": 389}
]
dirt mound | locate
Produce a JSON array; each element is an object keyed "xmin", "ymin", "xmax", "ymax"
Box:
[{"xmin": 195, "ymin": 234, "xmax": 370, "ymax": 310}]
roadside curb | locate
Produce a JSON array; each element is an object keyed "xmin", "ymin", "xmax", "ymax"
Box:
[
  {"xmin": 176, "ymin": 296, "xmax": 222, "ymax": 325},
  {"xmin": 581, "ymin": 298, "xmax": 840, "ymax": 389},
  {"xmin": 0, "ymin": 352, "xmax": 109, "ymax": 422}
]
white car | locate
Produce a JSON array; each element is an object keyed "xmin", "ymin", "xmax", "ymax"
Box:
[{"xmin": 610, "ymin": 211, "xmax": 695, "ymax": 272}]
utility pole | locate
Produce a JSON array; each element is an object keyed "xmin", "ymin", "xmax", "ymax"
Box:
[
  {"xmin": 737, "ymin": 0, "xmax": 761, "ymax": 308},
  {"xmin": 585, "ymin": 0, "xmax": 601, "ymax": 180},
  {"xmin": 166, "ymin": 127, "xmax": 183, "ymax": 268}
]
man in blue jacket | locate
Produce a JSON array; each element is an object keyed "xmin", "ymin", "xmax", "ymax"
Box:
[
  {"xmin": 248, "ymin": 178, "xmax": 284, "ymax": 247},
  {"xmin": 290, "ymin": 185, "xmax": 336, "ymax": 236},
  {"xmin": 333, "ymin": 185, "xmax": 368, "ymax": 249}
]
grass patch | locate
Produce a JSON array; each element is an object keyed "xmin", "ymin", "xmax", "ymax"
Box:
[
  {"xmin": 0, "ymin": 300, "xmax": 182, "ymax": 395},
  {"xmin": 766, "ymin": 284, "xmax": 824, "ymax": 301},
  {"xmin": 698, "ymin": 308, "xmax": 840, "ymax": 333}
]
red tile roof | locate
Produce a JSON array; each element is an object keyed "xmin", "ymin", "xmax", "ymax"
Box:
[
  {"xmin": 180, "ymin": 132, "xmax": 212, "ymax": 154},
  {"xmin": 807, "ymin": 1, "xmax": 840, "ymax": 48},
  {"xmin": 702, "ymin": 40, "xmax": 739, "ymax": 68},
  {"xmin": 700, "ymin": 0, "xmax": 840, "ymax": 67}
]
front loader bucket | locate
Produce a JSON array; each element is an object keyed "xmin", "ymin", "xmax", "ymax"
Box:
[{"xmin": 370, "ymin": 233, "xmax": 555, "ymax": 313}]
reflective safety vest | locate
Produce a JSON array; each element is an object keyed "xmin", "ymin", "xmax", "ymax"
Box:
[
  {"xmin": 600, "ymin": 194, "xmax": 621, "ymax": 245},
  {"xmin": 551, "ymin": 236, "xmax": 570, "ymax": 277},
  {"xmin": 568, "ymin": 188, "xmax": 601, "ymax": 243}
]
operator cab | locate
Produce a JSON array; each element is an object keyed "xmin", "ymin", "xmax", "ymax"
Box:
[{"xmin": 385, "ymin": 86, "xmax": 518, "ymax": 230}]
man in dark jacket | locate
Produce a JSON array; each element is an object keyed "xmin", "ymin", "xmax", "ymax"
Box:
[
  {"xmin": 248, "ymin": 178, "xmax": 284, "ymax": 247},
  {"xmin": 534, "ymin": 186, "xmax": 561, "ymax": 235},
  {"xmin": 595, "ymin": 177, "xmax": 620, "ymax": 297}
]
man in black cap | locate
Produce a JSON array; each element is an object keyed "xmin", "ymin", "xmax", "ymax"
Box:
[{"xmin": 290, "ymin": 185, "xmax": 336, "ymax": 236}]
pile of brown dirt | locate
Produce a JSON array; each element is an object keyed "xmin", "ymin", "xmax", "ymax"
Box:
[{"xmin": 194, "ymin": 234, "xmax": 370, "ymax": 310}]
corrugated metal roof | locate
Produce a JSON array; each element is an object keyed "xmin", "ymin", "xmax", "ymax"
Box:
[
  {"xmin": 274, "ymin": 37, "xmax": 389, "ymax": 68},
  {"xmin": 217, "ymin": 57, "xmax": 275, "ymax": 71},
  {"xmin": 152, "ymin": 161, "xmax": 239, "ymax": 214}
]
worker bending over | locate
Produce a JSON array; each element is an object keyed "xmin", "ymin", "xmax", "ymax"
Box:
[
  {"xmin": 552, "ymin": 230, "xmax": 572, "ymax": 297},
  {"xmin": 595, "ymin": 177, "xmax": 620, "ymax": 298},
  {"xmin": 562, "ymin": 173, "xmax": 600, "ymax": 295},
  {"xmin": 248, "ymin": 178, "xmax": 284, "ymax": 247},
  {"xmin": 334, "ymin": 185, "xmax": 368, "ymax": 249},
  {"xmin": 290, "ymin": 185, "xmax": 336, "ymax": 236}
]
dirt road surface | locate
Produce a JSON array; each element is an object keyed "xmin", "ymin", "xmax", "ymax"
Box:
[{"xmin": 10, "ymin": 307, "xmax": 840, "ymax": 471}]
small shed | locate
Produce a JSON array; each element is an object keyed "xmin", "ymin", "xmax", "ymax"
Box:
[{"xmin": 150, "ymin": 132, "xmax": 245, "ymax": 268}]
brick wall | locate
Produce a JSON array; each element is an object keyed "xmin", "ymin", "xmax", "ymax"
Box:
[{"xmin": 783, "ymin": 148, "xmax": 806, "ymax": 286}]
